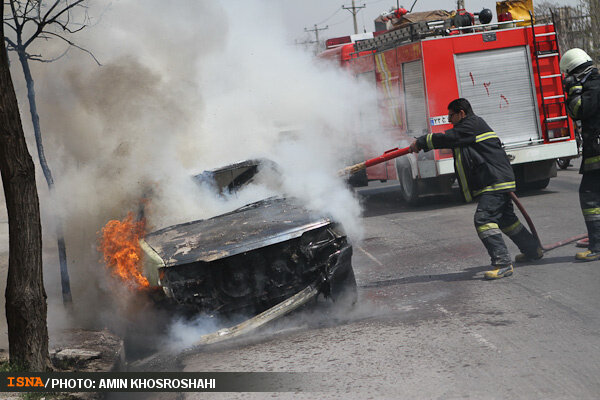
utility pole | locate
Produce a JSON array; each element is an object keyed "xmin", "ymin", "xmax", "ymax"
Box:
[
  {"xmin": 304, "ymin": 24, "xmax": 328, "ymax": 53},
  {"xmin": 342, "ymin": 0, "xmax": 366, "ymax": 34}
]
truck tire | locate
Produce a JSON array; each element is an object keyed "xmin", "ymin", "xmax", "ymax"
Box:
[
  {"xmin": 516, "ymin": 177, "xmax": 550, "ymax": 191},
  {"xmin": 399, "ymin": 163, "xmax": 420, "ymax": 205},
  {"xmin": 556, "ymin": 158, "xmax": 571, "ymax": 170},
  {"xmin": 526, "ymin": 178, "xmax": 550, "ymax": 190}
]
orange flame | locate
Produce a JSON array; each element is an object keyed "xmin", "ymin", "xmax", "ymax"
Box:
[{"xmin": 99, "ymin": 212, "xmax": 149, "ymax": 289}]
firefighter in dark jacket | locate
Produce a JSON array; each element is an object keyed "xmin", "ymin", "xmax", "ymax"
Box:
[
  {"xmin": 560, "ymin": 48, "xmax": 600, "ymax": 261},
  {"xmin": 409, "ymin": 98, "xmax": 542, "ymax": 279}
]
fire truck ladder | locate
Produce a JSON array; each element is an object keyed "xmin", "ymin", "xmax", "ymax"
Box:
[
  {"xmin": 354, "ymin": 19, "xmax": 452, "ymax": 53},
  {"xmin": 529, "ymin": 11, "xmax": 570, "ymax": 139}
]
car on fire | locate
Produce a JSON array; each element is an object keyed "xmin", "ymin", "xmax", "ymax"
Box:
[{"xmin": 138, "ymin": 159, "xmax": 357, "ymax": 317}]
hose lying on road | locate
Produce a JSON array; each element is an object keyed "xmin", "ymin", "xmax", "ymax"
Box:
[{"xmin": 509, "ymin": 192, "xmax": 588, "ymax": 252}]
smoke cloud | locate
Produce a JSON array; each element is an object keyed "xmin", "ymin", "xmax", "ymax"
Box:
[{"xmin": 6, "ymin": 0, "xmax": 394, "ymax": 347}]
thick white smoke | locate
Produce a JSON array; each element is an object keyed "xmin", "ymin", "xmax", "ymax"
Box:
[{"xmin": 7, "ymin": 0, "xmax": 394, "ymax": 346}]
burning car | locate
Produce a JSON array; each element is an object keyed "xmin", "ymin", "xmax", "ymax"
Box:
[{"xmin": 138, "ymin": 159, "xmax": 357, "ymax": 317}]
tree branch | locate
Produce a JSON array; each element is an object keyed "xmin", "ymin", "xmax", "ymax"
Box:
[
  {"xmin": 22, "ymin": 23, "xmax": 44, "ymax": 49},
  {"xmin": 52, "ymin": 18, "xmax": 86, "ymax": 34},
  {"xmin": 3, "ymin": 36, "xmax": 17, "ymax": 50},
  {"xmin": 41, "ymin": 30, "xmax": 100, "ymax": 65},
  {"xmin": 26, "ymin": 47, "xmax": 69, "ymax": 62},
  {"xmin": 41, "ymin": 0, "xmax": 62, "ymax": 23},
  {"xmin": 8, "ymin": 0, "xmax": 23, "ymax": 34},
  {"xmin": 24, "ymin": 0, "xmax": 37, "ymax": 19},
  {"xmin": 44, "ymin": 0, "xmax": 85, "ymax": 26},
  {"xmin": 3, "ymin": 20, "xmax": 18, "ymax": 34}
]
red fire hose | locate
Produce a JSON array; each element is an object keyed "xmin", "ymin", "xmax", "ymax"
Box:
[
  {"xmin": 509, "ymin": 192, "xmax": 587, "ymax": 252},
  {"xmin": 338, "ymin": 146, "xmax": 411, "ymax": 176},
  {"xmin": 339, "ymin": 146, "xmax": 588, "ymax": 252}
]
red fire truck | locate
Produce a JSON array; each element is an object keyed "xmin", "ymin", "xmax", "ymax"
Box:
[{"xmin": 320, "ymin": 10, "xmax": 578, "ymax": 204}]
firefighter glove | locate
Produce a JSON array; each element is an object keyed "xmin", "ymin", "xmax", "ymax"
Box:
[{"xmin": 409, "ymin": 140, "xmax": 421, "ymax": 153}]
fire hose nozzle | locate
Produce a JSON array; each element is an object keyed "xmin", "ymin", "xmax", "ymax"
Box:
[{"xmin": 338, "ymin": 162, "xmax": 366, "ymax": 177}]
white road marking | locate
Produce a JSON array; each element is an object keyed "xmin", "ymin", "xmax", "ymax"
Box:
[
  {"xmin": 437, "ymin": 305, "xmax": 498, "ymax": 351},
  {"xmin": 358, "ymin": 246, "xmax": 384, "ymax": 266}
]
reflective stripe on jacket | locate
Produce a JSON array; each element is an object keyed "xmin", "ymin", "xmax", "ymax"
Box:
[{"xmin": 416, "ymin": 114, "xmax": 515, "ymax": 202}]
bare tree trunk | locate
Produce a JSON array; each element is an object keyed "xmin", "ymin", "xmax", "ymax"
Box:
[
  {"xmin": 17, "ymin": 50, "xmax": 72, "ymax": 304},
  {"xmin": 17, "ymin": 52, "xmax": 54, "ymax": 186},
  {"xmin": 0, "ymin": 5, "xmax": 50, "ymax": 371},
  {"xmin": 589, "ymin": 0, "xmax": 600, "ymax": 63}
]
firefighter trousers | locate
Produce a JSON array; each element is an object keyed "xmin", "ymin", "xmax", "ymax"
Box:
[
  {"xmin": 474, "ymin": 192, "xmax": 539, "ymax": 266},
  {"xmin": 579, "ymin": 170, "xmax": 600, "ymax": 253}
]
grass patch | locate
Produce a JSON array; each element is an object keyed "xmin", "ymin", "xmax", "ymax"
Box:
[
  {"xmin": 22, "ymin": 393, "xmax": 68, "ymax": 400},
  {"xmin": 0, "ymin": 360, "xmax": 12, "ymax": 372},
  {"xmin": 0, "ymin": 359, "xmax": 27, "ymax": 372}
]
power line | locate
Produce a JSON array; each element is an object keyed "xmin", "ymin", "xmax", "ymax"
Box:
[
  {"xmin": 304, "ymin": 24, "xmax": 329, "ymax": 43},
  {"xmin": 316, "ymin": 6, "xmax": 344, "ymax": 25},
  {"xmin": 328, "ymin": 15, "xmax": 353, "ymax": 27},
  {"xmin": 304, "ymin": 24, "xmax": 329, "ymax": 53}
]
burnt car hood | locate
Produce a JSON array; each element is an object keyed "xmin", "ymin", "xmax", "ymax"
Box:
[{"xmin": 142, "ymin": 197, "xmax": 331, "ymax": 266}]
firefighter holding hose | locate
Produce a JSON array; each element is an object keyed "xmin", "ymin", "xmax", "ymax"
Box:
[
  {"xmin": 560, "ymin": 48, "xmax": 600, "ymax": 262},
  {"xmin": 409, "ymin": 98, "xmax": 542, "ymax": 280}
]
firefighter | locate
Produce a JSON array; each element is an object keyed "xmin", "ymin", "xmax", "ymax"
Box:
[
  {"xmin": 560, "ymin": 48, "xmax": 600, "ymax": 261},
  {"xmin": 409, "ymin": 98, "xmax": 542, "ymax": 280}
]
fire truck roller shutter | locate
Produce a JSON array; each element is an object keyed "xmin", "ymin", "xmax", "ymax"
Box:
[
  {"xmin": 454, "ymin": 46, "xmax": 541, "ymax": 147},
  {"xmin": 403, "ymin": 60, "xmax": 436, "ymax": 179}
]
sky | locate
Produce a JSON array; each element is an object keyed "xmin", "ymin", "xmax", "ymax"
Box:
[{"xmin": 275, "ymin": 0, "xmax": 581, "ymax": 43}]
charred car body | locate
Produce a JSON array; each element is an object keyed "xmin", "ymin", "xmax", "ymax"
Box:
[{"xmin": 139, "ymin": 160, "xmax": 357, "ymax": 316}]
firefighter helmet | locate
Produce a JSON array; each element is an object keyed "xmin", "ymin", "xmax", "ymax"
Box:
[{"xmin": 560, "ymin": 48, "xmax": 592, "ymax": 75}]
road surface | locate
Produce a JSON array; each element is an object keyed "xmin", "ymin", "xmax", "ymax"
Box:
[
  {"xmin": 179, "ymin": 162, "xmax": 600, "ymax": 399},
  {"xmin": 2, "ymin": 163, "xmax": 599, "ymax": 399}
]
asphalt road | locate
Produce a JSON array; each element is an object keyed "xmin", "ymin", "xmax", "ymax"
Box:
[
  {"xmin": 178, "ymin": 161, "xmax": 600, "ymax": 400},
  {"xmin": 2, "ymin": 162, "xmax": 599, "ymax": 399}
]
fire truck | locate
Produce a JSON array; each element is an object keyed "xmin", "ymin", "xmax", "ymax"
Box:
[{"xmin": 319, "ymin": 7, "xmax": 578, "ymax": 204}]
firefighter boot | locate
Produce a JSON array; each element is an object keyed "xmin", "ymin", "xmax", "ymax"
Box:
[
  {"xmin": 503, "ymin": 221, "xmax": 543, "ymax": 263},
  {"xmin": 515, "ymin": 247, "xmax": 544, "ymax": 263},
  {"xmin": 575, "ymin": 250, "xmax": 600, "ymax": 261},
  {"xmin": 484, "ymin": 264, "xmax": 513, "ymax": 280}
]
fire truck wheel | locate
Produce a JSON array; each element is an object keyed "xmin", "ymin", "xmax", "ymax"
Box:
[
  {"xmin": 399, "ymin": 163, "xmax": 419, "ymax": 205},
  {"xmin": 517, "ymin": 177, "xmax": 550, "ymax": 191},
  {"xmin": 527, "ymin": 178, "xmax": 550, "ymax": 190}
]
